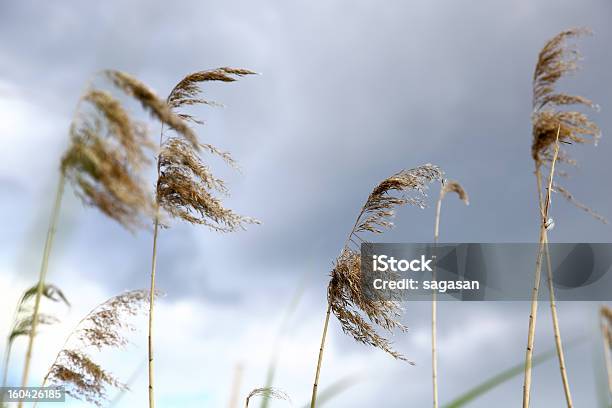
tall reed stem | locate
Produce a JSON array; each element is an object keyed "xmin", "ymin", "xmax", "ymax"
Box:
[
  {"xmin": 432, "ymin": 189, "xmax": 442, "ymax": 408},
  {"xmin": 536, "ymin": 167, "xmax": 574, "ymax": 407},
  {"xmin": 148, "ymin": 217, "xmax": 159, "ymax": 408},
  {"xmin": 310, "ymin": 303, "xmax": 331, "ymax": 408},
  {"xmin": 19, "ymin": 173, "xmax": 65, "ymax": 406},
  {"xmin": 600, "ymin": 313, "xmax": 612, "ymax": 397},
  {"xmin": 148, "ymin": 125, "xmax": 164, "ymax": 408},
  {"xmin": 522, "ymin": 129, "xmax": 560, "ymax": 408}
]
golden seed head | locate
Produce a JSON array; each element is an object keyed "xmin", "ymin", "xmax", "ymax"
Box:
[{"xmin": 328, "ymin": 164, "xmax": 443, "ymax": 362}]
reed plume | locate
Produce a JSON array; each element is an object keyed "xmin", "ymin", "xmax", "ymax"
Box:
[
  {"xmin": 245, "ymin": 387, "xmax": 290, "ymax": 408},
  {"xmin": 310, "ymin": 164, "xmax": 443, "ymax": 408},
  {"xmin": 40, "ymin": 290, "xmax": 150, "ymax": 407},
  {"xmin": 524, "ymin": 27, "xmax": 604, "ymax": 408},
  {"xmin": 432, "ymin": 180, "xmax": 468, "ymax": 408},
  {"xmin": 145, "ymin": 68, "xmax": 258, "ymax": 408},
  {"xmin": 20, "ymin": 75, "xmax": 156, "ymax": 401}
]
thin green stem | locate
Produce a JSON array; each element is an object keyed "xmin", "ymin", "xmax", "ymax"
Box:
[{"xmin": 19, "ymin": 173, "xmax": 65, "ymax": 407}]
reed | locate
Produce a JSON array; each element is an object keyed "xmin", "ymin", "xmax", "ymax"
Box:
[
  {"xmin": 38, "ymin": 290, "xmax": 150, "ymax": 407},
  {"xmin": 432, "ymin": 180, "xmax": 468, "ymax": 408},
  {"xmin": 136, "ymin": 68, "xmax": 258, "ymax": 408},
  {"xmin": 19, "ymin": 77, "xmax": 155, "ymax": 403},
  {"xmin": 524, "ymin": 27, "xmax": 604, "ymax": 408},
  {"xmin": 309, "ymin": 164, "xmax": 443, "ymax": 408}
]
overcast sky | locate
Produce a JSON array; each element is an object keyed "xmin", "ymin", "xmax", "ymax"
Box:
[{"xmin": 1, "ymin": 0, "xmax": 612, "ymax": 407}]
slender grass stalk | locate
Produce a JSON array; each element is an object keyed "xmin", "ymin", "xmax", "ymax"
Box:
[
  {"xmin": 310, "ymin": 304, "xmax": 331, "ymax": 408},
  {"xmin": 522, "ymin": 128, "xmax": 560, "ymax": 408},
  {"xmin": 19, "ymin": 173, "xmax": 65, "ymax": 400},
  {"xmin": 600, "ymin": 307, "xmax": 612, "ymax": 397},
  {"xmin": 432, "ymin": 195, "xmax": 441, "ymax": 408},
  {"xmin": 148, "ymin": 124, "xmax": 163, "ymax": 408},
  {"xmin": 431, "ymin": 181, "xmax": 468, "ymax": 408},
  {"xmin": 536, "ymin": 168, "xmax": 573, "ymax": 406},
  {"xmin": 148, "ymin": 216, "xmax": 159, "ymax": 408}
]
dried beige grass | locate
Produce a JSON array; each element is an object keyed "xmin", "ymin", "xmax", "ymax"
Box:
[
  {"xmin": 310, "ymin": 164, "xmax": 443, "ymax": 408},
  {"xmin": 531, "ymin": 27, "xmax": 605, "ymax": 223},
  {"xmin": 41, "ymin": 290, "xmax": 150, "ymax": 407},
  {"xmin": 61, "ymin": 89, "xmax": 155, "ymax": 230},
  {"xmin": 146, "ymin": 68, "xmax": 258, "ymax": 408}
]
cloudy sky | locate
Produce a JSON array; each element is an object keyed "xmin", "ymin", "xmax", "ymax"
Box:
[{"xmin": 1, "ymin": 0, "xmax": 611, "ymax": 407}]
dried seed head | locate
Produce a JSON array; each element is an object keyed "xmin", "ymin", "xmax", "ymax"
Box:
[
  {"xmin": 156, "ymin": 69, "xmax": 259, "ymax": 231},
  {"xmin": 157, "ymin": 137, "xmax": 259, "ymax": 231},
  {"xmin": 104, "ymin": 70, "xmax": 200, "ymax": 149},
  {"xmin": 329, "ymin": 164, "xmax": 443, "ymax": 361},
  {"xmin": 61, "ymin": 88, "xmax": 155, "ymax": 230},
  {"xmin": 531, "ymin": 28, "xmax": 604, "ymax": 222},
  {"xmin": 351, "ymin": 164, "xmax": 444, "ymax": 244},
  {"xmin": 167, "ymin": 67, "xmax": 257, "ymax": 124},
  {"xmin": 328, "ymin": 249, "xmax": 411, "ymax": 362},
  {"xmin": 45, "ymin": 290, "xmax": 151, "ymax": 407},
  {"xmin": 440, "ymin": 180, "xmax": 469, "ymax": 205},
  {"xmin": 245, "ymin": 387, "xmax": 290, "ymax": 407}
]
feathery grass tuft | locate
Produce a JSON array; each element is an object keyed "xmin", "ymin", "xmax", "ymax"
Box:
[
  {"xmin": 310, "ymin": 164, "xmax": 443, "ymax": 408},
  {"xmin": 531, "ymin": 27, "xmax": 604, "ymax": 223},
  {"xmin": 167, "ymin": 67, "xmax": 257, "ymax": 124},
  {"xmin": 42, "ymin": 290, "xmax": 150, "ymax": 407},
  {"xmin": 331, "ymin": 164, "xmax": 443, "ymax": 360}
]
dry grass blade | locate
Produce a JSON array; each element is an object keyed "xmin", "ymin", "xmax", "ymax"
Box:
[
  {"xmin": 531, "ymin": 27, "xmax": 604, "ymax": 222},
  {"xmin": 332, "ymin": 164, "xmax": 443, "ymax": 360},
  {"xmin": 43, "ymin": 290, "xmax": 151, "ymax": 407},
  {"xmin": 61, "ymin": 88, "xmax": 155, "ymax": 230},
  {"xmin": 105, "ymin": 70, "xmax": 199, "ymax": 149},
  {"xmin": 8, "ymin": 283, "xmax": 69, "ymax": 342},
  {"xmin": 167, "ymin": 67, "xmax": 257, "ymax": 124},
  {"xmin": 245, "ymin": 387, "xmax": 290, "ymax": 407}
]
